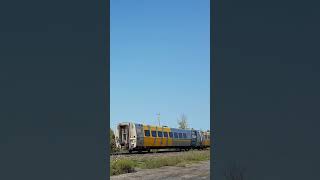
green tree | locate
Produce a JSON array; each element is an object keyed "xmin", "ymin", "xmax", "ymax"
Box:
[
  {"xmin": 177, "ymin": 113, "xmax": 188, "ymax": 129},
  {"xmin": 110, "ymin": 128, "xmax": 117, "ymax": 153}
]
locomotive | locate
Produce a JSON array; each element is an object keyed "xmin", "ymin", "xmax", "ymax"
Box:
[{"xmin": 115, "ymin": 122, "xmax": 210, "ymax": 153}]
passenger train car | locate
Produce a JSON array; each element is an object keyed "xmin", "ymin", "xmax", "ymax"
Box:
[{"xmin": 115, "ymin": 122, "xmax": 210, "ymax": 153}]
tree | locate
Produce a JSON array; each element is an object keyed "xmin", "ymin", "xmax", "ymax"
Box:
[
  {"xmin": 110, "ymin": 128, "xmax": 114, "ymax": 142},
  {"xmin": 110, "ymin": 128, "xmax": 117, "ymax": 153},
  {"xmin": 177, "ymin": 113, "xmax": 188, "ymax": 129}
]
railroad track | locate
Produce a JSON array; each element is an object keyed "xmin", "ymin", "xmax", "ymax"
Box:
[
  {"xmin": 110, "ymin": 151, "xmax": 131, "ymax": 156},
  {"xmin": 110, "ymin": 148, "xmax": 209, "ymax": 156},
  {"xmin": 110, "ymin": 150, "xmax": 179, "ymax": 156}
]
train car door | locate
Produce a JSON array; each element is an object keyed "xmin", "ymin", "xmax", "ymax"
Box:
[
  {"xmin": 160, "ymin": 127, "xmax": 163, "ymax": 146},
  {"xmin": 166, "ymin": 131, "xmax": 168, "ymax": 146},
  {"xmin": 135, "ymin": 124, "xmax": 144, "ymax": 147},
  {"xmin": 191, "ymin": 130, "xmax": 197, "ymax": 147}
]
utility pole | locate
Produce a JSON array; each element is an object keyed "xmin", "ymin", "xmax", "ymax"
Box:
[{"xmin": 156, "ymin": 112, "xmax": 160, "ymax": 126}]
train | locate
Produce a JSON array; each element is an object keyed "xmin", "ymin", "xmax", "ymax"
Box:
[{"xmin": 114, "ymin": 122, "xmax": 210, "ymax": 153}]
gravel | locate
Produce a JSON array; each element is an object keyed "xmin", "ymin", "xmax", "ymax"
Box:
[{"xmin": 110, "ymin": 160, "xmax": 210, "ymax": 180}]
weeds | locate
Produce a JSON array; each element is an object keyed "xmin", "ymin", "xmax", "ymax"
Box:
[
  {"xmin": 110, "ymin": 150, "xmax": 210, "ymax": 176},
  {"xmin": 110, "ymin": 158, "xmax": 135, "ymax": 176}
]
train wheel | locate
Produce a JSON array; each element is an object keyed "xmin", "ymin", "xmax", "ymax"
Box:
[{"xmin": 129, "ymin": 150, "xmax": 132, "ymax": 153}]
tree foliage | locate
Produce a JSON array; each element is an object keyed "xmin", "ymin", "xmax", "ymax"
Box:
[
  {"xmin": 110, "ymin": 128, "xmax": 114, "ymax": 141},
  {"xmin": 177, "ymin": 113, "xmax": 188, "ymax": 129},
  {"xmin": 110, "ymin": 128, "xmax": 117, "ymax": 153}
]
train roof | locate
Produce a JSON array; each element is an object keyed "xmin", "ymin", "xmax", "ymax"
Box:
[
  {"xmin": 116, "ymin": 122, "xmax": 209, "ymax": 132},
  {"xmin": 135, "ymin": 123, "xmax": 196, "ymax": 132}
]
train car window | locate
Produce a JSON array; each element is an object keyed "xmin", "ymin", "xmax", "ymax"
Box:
[
  {"xmin": 169, "ymin": 132, "xmax": 173, "ymax": 138},
  {"xmin": 158, "ymin": 131, "xmax": 163, "ymax": 137},
  {"xmin": 174, "ymin": 132, "xmax": 178, "ymax": 138},
  {"xmin": 163, "ymin": 132, "xmax": 168, "ymax": 137},
  {"xmin": 178, "ymin": 133, "xmax": 182, "ymax": 138},
  {"xmin": 151, "ymin": 131, "xmax": 157, "ymax": 137},
  {"xmin": 144, "ymin": 130, "xmax": 150, "ymax": 137},
  {"xmin": 183, "ymin": 133, "xmax": 187, "ymax": 139}
]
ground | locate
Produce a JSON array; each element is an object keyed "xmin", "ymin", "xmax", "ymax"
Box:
[
  {"xmin": 110, "ymin": 160, "xmax": 210, "ymax": 180},
  {"xmin": 110, "ymin": 149, "xmax": 209, "ymax": 161}
]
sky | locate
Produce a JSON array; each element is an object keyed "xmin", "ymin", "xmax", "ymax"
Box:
[{"xmin": 110, "ymin": 0, "xmax": 210, "ymax": 131}]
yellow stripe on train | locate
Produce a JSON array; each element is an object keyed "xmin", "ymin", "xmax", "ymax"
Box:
[{"xmin": 143, "ymin": 125, "xmax": 173, "ymax": 147}]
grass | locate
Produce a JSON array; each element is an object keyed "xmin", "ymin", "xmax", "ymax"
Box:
[
  {"xmin": 110, "ymin": 150, "xmax": 210, "ymax": 176},
  {"xmin": 110, "ymin": 158, "xmax": 136, "ymax": 176}
]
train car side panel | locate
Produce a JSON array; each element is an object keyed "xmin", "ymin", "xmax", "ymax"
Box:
[
  {"xmin": 135, "ymin": 123, "xmax": 144, "ymax": 147},
  {"xmin": 170, "ymin": 128, "xmax": 192, "ymax": 147},
  {"xmin": 142, "ymin": 125, "xmax": 172, "ymax": 148}
]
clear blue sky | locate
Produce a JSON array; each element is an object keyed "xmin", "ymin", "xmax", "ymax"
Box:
[{"xmin": 110, "ymin": 0, "xmax": 210, "ymax": 131}]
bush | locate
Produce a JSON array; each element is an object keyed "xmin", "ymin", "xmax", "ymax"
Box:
[
  {"xmin": 110, "ymin": 159, "xmax": 135, "ymax": 176},
  {"xmin": 110, "ymin": 128, "xmax": 118, "ymax": 153}
]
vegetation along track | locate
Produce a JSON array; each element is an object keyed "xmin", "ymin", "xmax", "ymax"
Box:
[
  {"xmin": 110, "ymin": 149, "xmax": 210, "ymax": 161},
  {"xmin": 111, "ymin": 148, "xmax": 209, "ymax": 156},
  {"xmin": 110, "ymin": 149, "xmax": 210, "ymax": 177},
  {"xmin": 111, "ymin": 149, "xmax": 180, "ymax": 156}
]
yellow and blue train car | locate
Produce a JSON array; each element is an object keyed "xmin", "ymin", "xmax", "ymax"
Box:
[
  {"xmin": 115, "ymin": 122, "xmax": 210, "ymax": 152},
  {"xmin": 201, "ymin": 131, "xmax": 210, "ymax": 147}
]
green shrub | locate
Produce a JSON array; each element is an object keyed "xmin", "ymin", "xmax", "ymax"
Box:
[{"xmin": 110, "ymin": 159, "xmax": 135, "ymax": 176}]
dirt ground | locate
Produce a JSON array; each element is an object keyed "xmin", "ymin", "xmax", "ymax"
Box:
[{"xmin": 110, "ymin": 160, "xmax": 210, "ymax": 180}]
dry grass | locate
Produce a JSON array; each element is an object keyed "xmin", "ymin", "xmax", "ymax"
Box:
[
  {"xmin": 110, "ymin": 150, "xmax": 210, "ymax": 176},
  {"xmin": 110, "ymin": 158, "xmax": 135, "ymax": 176}
]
